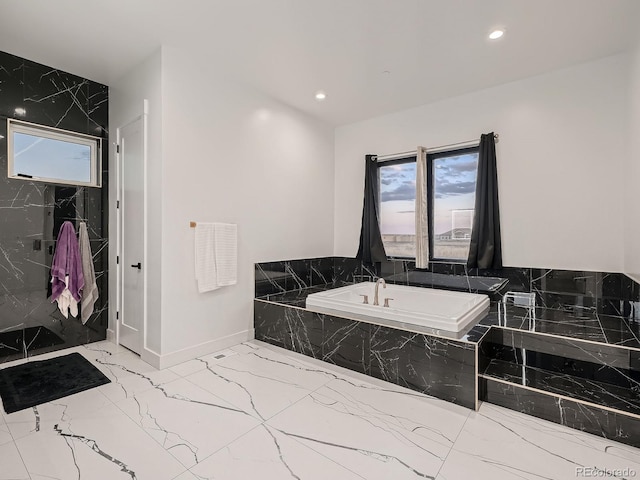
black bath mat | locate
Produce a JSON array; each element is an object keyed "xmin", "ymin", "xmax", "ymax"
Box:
[
  {"xmin": 0, "ymin": 352, "xmax": 110, "ymax": 414},
  {"xmin": 0, "ymin": 326, "xmax": 65, "ymax": 357}
]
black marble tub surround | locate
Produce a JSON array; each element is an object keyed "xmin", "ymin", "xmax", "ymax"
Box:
[
  {"xmin": 254, "ymin": 298, "xmax": 478, "ymax": 409},
  {"xmin": 256, "ymin": 257, "xmax": 640, "ymax": 318},
  {"xmin": 0, "ymin": 51, "xmax": 108, "ymax": 364}
]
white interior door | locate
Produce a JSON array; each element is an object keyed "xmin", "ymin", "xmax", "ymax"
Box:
[{"xmin": 117, "ymin": 115, "xmax": 145, "ymax": 354}]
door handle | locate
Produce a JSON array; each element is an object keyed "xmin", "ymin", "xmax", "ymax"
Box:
[{"xmin": 131, "ymin": 262, "xmax": 141, "ymax": 270}]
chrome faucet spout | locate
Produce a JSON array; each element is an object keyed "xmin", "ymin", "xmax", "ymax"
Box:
[{"xmin": 373, "ymin": 278, "xmax": 386, "ymax": 306}]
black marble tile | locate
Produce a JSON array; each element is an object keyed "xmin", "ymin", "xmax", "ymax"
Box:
[
  {"xmin": 361, "ymin": 262, "xmax": 379, "ymax": 280},
  {"xmin": 0, "ymin": 52, "xmax": 24, "ymax": 118},
  {"xmin": 255, "ymin": 262, "xmax": 289, "ymax": 297},
  {"xmin": 254, "ymin": 301, "xmax": 322, "ymax": 359},
  {"xmin": 332, "ymin": 257, "xmax": 362, "ymax": 284},
  {"xmin": 22, "ymin": 59, "xmax": 90, "ymax": 132},
  {"xmin": 87, "ymin": 82, "xmax": 109, "ymax": 137},
  {"xmin": 370, "ymin": 325, "xmax": 476, "ymax": 409},
  {"xmin": 285, "ymin": 259, "xmax": 311, "ymax": 290},
  {"xmin": 430, "ymin": 262, "xmax": 465, "ymax": 275},
  {"xmin": 322, "ymin": 315, "xmax": 370, "ymax": 375},
  {"xmin": 481, "ymin": 379, "xmax": 640, "ymax": 448},
  {"xmin": 309, "ymin": 257, "xmax": 333, "ymax": 286},
  {"xmin": 531, "ymin": 269, "xmax": 599, "ymax": 298},
  {"xmin": 622, "ymin": 275, "xmax": 640, "ymax": 302}
]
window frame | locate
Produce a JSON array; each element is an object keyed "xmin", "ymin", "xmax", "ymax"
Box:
[
  {"xmin": 377, "ymin": 145, "xmax": 479, "ymax": 263},
  {"xmin": 7, "ymin": 118, "xmax": 102, "ymax": 188}
]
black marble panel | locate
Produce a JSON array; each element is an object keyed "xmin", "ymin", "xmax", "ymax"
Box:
[
  {"xmin": 0, "ymin": 52, "xmax": 24, "ymax": 119},
  {"xmin": 255, "ymin": 261, "xmax": 289, "ymax": 297},
  {"xmin": 481, "ymin": 379, "xmax": 640, "ymax": 448},
  {"xmin": 332, "ymin": 257, "xmax": 363, "ymax": 284},
  {"xmin": 322, "ymin": 315, "xmax": 370, "ymax": 375},
  {"xmin": 254, "ymin": 301, "xmax": 322, "ymax": 359},
  {"xmin": 309, "ymin": 257, "xmax": 333, "ymax": 286},
  {"xmin": 0, "ymin": 51, "xmax": 108, "ymax": 364},
  {"xmin": 370, "ymin": 325, "xmax": 476, "ymax": 409},
  {"xmin": 285, "ymin": 259, "xmax": 311, "ymax": 290}
]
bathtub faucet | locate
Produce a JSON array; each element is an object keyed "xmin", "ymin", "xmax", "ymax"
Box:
[{"xmin": 373, "ymin": 278, "xmax": 386, "ymax": 306}]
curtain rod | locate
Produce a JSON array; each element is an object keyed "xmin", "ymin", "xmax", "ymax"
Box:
[{"xmin": 375, "ymin": 133, "xmax": 499, "ymax": 162}]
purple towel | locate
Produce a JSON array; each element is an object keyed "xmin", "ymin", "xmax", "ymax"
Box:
[{"xmin": 50, "ymin": 221, "xmax": 84, "ymax": 302}]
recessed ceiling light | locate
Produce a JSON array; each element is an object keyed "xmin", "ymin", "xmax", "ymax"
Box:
[
  {"xmin": 14, "ymin": 107, "xmax": 26, "ymax": 115},
  {"xmin": 315, "ymin": 91, "xmax": 327, "ymax": 101},
  {"xmin": 489, "ymin": 29, "xmax": 504, "ymax": 40}
]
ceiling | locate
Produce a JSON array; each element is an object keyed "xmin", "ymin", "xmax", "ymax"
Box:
[{"xmin": 1, "ymin": 0, "xmax": 639, "ymax": 126}]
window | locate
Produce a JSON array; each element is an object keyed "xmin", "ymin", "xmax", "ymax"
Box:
[
  {"xmin": 378, "ymin": 146, "xmax": 479, "ymax": 262},
  {"xmin": 378, "ymin": 158, "xmax": 416, "ymax": 258},
  {"xmin": 431, "ymin": 148, "xmax": 479, "ymax": 261},
  {"xmin": 7, "ymin": 119, "xmax": 102, "ymax": 187}
]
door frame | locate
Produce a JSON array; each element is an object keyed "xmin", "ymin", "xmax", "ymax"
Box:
[{"xmin": 115, "ymin": 100, "xmax": 149, "ymax": 353}]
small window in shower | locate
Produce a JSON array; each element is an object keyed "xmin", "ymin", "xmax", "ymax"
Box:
[{"xmin": 7, "ymin": 119, "xmax": 102, "ymax": 187}]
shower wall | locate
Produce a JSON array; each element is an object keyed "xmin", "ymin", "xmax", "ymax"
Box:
[{"xmin": 0, "ymin": 50, "xmax": 108, "ymax": 363}]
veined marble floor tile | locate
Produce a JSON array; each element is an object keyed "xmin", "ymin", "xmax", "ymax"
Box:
[
  {"xmin": 3, "ymin": 386, "xmax": 112, "ymax": 436},
  {"xmin": 267, "ymin": 377, "xmax": 468, "ymax": 480},
  {"xmin": 231, "ymin": 341, "xmax": 353, "ymax": 387},
  {"xmin": 188, "ymin": 423, "xmax": 365, "ymax": 480},
  {"xmin": 173, "ymin": 471, "xmax": 198, "ymax": 480},
  {"xmin": 0, "ymin": 416, "xmax": 13, "ymax": 446},
  {"xmin": 438, "ymin": 403, "xmax": 640, "ymax": 480},
  {"xmin": 98, "ymin": 365, "xmax": 180, "ymax": 403},
  {"xmin": 169, "ymin": 348, "xmax": 239, "ymax": 378},
  {"xmin": 186, "ymin": 345, "xmax": 333, "ymax": 421},
  {"xmin": 0, "ymin": 440, "xmax": 29, "ymax": 480},
  {"xmin": 13, "ymin": 402, "xmax": 185, "ymax": 480},
  {"xmin": 115, "ymin": 376, "xmax": 261, "ymax": 469}
]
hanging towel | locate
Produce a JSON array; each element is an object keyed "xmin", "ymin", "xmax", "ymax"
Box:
[
  {"xmin": 78, "ymin": 222, "xmax": 99, "ymax": 324},
  {"xmin": 195, "ymin": 223, "xmax": 218, "ymax": 292},
  {"xmin": 214, "ymin": 223, "xmax": 237, "ymax": 286},
  {"xmin": 50, "ymin": 221, "xmax": 84, "ymax": 318}
]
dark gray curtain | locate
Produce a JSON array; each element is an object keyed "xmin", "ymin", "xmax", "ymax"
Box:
[
  {"xmin": 356, "ymin": 155, "xmax": 387, "ymax": 264},
  {"xmin": 467, "ymin": 133, "xmax": 502, "ymax": 269}
]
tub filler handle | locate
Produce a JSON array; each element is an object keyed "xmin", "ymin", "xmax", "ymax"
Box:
[
  {"xmin": 359, "ymin": 294, "xmax": 369, "ymax": 304},
  {"xmin": 383, "ymin": 297, "xmax": 394, "ymax": 308}
]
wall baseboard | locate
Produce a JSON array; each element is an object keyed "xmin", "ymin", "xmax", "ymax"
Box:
[
  {"xmin": 142, "ymin": 329, "xmax": 255, "ymax": 370},
  {"xmin": 106, "ymin": 329, "xmax": 116, "ymax": 343}
]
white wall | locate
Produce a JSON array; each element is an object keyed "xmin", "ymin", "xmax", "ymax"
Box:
[
  {"xmin": 334, "ymin": 54, "xmax": 629, "ymax": 272},
  {"xmin": 158, "ymin": 47, "xmax": 334, "ymax": 361},
  {"xmin": 109, "ymin": 49, "xmax": 164, "ymax": 355},
  {"xmin": 627, "ymin": 45, "xmax": 640, "ymax": 282}
]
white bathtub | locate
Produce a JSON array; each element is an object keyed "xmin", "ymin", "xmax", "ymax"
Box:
[{"xmin": 305, "ymin": 282, "xmax": 489, "ymax": 338}]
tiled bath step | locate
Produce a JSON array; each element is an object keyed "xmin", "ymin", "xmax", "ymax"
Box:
[
  {"xmin": 479, "ymin": 377, "xmax": 640, "ymax": 448},
  {"xmin": 480, "ymin": 355, "xmax": 640, "ymax": 417},
  {"xmin": 478, "ymin": 340, "xmax": 640, "ymax": 448}
]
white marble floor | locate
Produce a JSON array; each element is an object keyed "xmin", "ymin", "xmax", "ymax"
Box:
[{"xmin": 1, "ymin": 340, "xmax": 639, "ymax": 480}]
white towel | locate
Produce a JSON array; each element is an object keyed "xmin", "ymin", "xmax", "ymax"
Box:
[
  {"xmin": 214, "ymin": 223, "xmax": 237, "ymax": 286},
  {"xmin": 78, "ymin": 222, "xmax": 99, "ymax": 324},
  {"xmin": 195, "ymin": 223, "xmax": 218, "ymax": 292}
]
